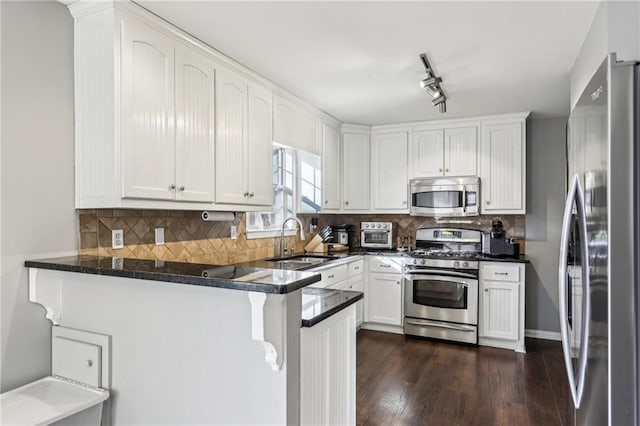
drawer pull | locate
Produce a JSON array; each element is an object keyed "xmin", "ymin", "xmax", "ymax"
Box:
[
  {"xmin": 380, "ymin": 264, "xmax": 391, "ymax": 268},
  {"xmin": 328, "ymin": 274, "xmax": 334, "ymax": 279},
  {"xmin": 353, "ymin": 266, "xmax": 360, "ymax": 270},
  {"xmin": 494, "ymin": 272, "xmax": 509, "ymax": 276}
]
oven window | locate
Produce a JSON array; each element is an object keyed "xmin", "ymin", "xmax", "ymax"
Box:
[
  {"xmin": 413, "ymin": 191, "xmax": 477, "ymax": 209},
  {"xmin": 413, "ymin": 279, "xmax": 468, "ymax": 309},
  {"xmin": 363, "ymin": 232, "xmax": 389, "ymax": 244}
]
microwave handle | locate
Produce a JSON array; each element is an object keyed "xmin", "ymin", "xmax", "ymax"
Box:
[{"xmin": 462, "ymin": 185, "xmax": 467, "ymax": 213}]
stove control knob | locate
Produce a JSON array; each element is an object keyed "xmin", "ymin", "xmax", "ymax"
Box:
[
  {"xmin": 453, "ymin": 261, "xmax": 460, "ymax": 268},
  {"xmin": 364, "ymin": 223, "xmax": 369, "ymax": 228},
  {"xmin": 420, "ymin": 259, "xmax": 426, "ymax": 266},
  {"xmin": 383, "ymin": 224, "xmax": 388, "ymax": 229},
  {"xmin": 376, "ymin": 224, "xmax": 381, "ymax": 228},
  {"xmin": 463, "ymin": 261, "xmax": 469, "ymax": 268}
]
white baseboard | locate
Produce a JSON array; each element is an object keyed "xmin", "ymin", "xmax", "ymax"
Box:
[{"xmin": 525, "ymin": 329, "xmax": 562, "ymax": 341}]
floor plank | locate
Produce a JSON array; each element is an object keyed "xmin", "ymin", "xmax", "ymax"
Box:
[{"xmin": 356, "ymin": 331, "xmax": 569, "ymax": 426}]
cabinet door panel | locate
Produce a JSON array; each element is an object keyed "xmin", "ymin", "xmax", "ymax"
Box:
[
  {"xmin": 247, "ymin": 82, "xmax": 273, "ymax": 206},
  {"xmin": 322, "ymin": 123, "xmax": 341, "ymax": 210},
  {"xmin": 413, "ymin": 130, "xmax": 444, "ymax": 177},
  {"xmin": 273, "ymin": 95, "xmax": 297, "ymax": 147},
  {"xmin": 215, "ymin": 69, "xmax": 247, "ymax": 204},
  {"xmin": 342, "ymin": 133, "xmax": 370, "ymax": 210},
  {"xmin": 371, "ymin": 132, "xmax": 408, "ymax": 210},
  {"xmin": 174, "ymin": 46, "xmax": 215, "ymax": 202},
  {"xmin": 299, "ymin": 110, "xmax": 320, "ymax": 154},
  {"xmin": 445, "ymin": 126, "xmax": 477, "ymax": 176},
  {"xmin": 368, "ymin": 273, "xmax": 402, "ymax": 325},
  {"xmin": 481, "ymin": 122, "xmax": 524, "ymax": 212},
  {"xmin": 121, "ymin": 18, "xmax": 175, "ymax": 200},
  {"xmin": 480, "ymin": 281, "xmax": 519, "ymax": 340}
]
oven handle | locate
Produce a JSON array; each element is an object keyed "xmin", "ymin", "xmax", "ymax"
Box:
[
  {"xmin": 405, "ymin": 319, "xmax": 476, "ymax": 333},
  {"xmin": 405, "ymin": 270, "xmax": 478, "ymax": 280}
]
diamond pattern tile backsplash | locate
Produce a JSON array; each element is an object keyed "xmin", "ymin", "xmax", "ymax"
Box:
[
  {"xmin": 79, "ymin": 210, "xmax": 525, "ymax": 264},
  {"xmin": 78, "ymin": 210, "xmax": 309, "ymax": 265}
]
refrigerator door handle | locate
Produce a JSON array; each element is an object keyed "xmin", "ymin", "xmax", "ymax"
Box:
[{"xmin": 558, "ymin": 174, "xmax": 591, "ymax": 409}]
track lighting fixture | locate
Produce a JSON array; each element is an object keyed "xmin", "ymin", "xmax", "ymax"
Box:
[{"xmin": 419, "ymin": 53, "xmax": 447, "ymax": 113}]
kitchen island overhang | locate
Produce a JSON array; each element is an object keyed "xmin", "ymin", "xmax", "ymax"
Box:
[{"xmin": 25, "ymin": 255, "xmax": 343, "ymax": 425}]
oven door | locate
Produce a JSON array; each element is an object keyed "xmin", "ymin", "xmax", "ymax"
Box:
[
  {"xmin": 410, "ymin": 181, "xmax": 479, "ymax": 217},
  {"xmin": 360, "ymin": 230, "xmax": 392, "ymax": 248},
  {"xmin": 403, "ymin": 270, "xmax": 478, "ymax": 325}
]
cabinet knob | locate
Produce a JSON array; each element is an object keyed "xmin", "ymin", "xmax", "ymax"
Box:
[
  {"xmin": 325, "ymin": 200, "xmax": 328, "ymax": 204},
  {"xmin": 179, "ymin": 186, "xmax": 185, "ymax": 192},
  {"xmin": 402, "ymin": 200, "xmax": 407, "ymax": 205},
  {"xmin": 249, "ymin": 192, "xmax": 254, "ymax": 198},
  {"xmin": 243, "ymin": 192, "xmax": 249, "ymax": 197},
  {"xmin": 169, "ymin": 184, "xmax": 176, "ymax": 191},
  {"xmin": 396, "ymin": 281, "xmax": 400, "ymax": 285},
  {"xmin": 445, "ymin": 168, "xmax": 449, "ymax": 172},
  {"xmin": 486, "ymin": 200, "xmax": 491, "ymax": 205},
  {"xmin": 345, "ymin": 201, "xmax": 349, "ymax": 206},
  {"xmin": 484, "ymin": 289, "xmax": 489, "ymax": 292},
  {"xmin": 439, "ymin": 168, "xmax": 443, "ymax": 172}
]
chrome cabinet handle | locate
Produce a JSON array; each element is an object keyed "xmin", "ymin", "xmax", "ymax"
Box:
[
  {"xmin": 379, "ymin": 264, "xmax": 391, "ymax": 268},
  {"xmin": 243, "ymin": 192, "xmax": 249, "ymax": 197},
  {"xmin": 439, "ymin": 168, "xmax": 443, "ymax": 172},
  {"xmin": 249, "ymin": 192, "xmax": 254, "ymax": 198},
  {"xmin": 353, "ymin": 266, "xmax": 359, "ymax": 270},
  {"xmin": 328, "ymin": 274, "xmax": 334, "ymax": 279},
  {"xmin": 179, "ymin": 186, "xmax": 185, "ymax": 192},
  {"xmin": 169, "ymin": 184, "xmax": 176, "ymax": 191}
]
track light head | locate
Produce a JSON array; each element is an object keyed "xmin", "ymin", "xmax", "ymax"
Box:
[
  {"xmin": 432, "ymin": 96, "xmax": 446, "ymax": 107},
  {"xmin": 419, "ymin": 76, "xmax": 442, "ymax": 89}
]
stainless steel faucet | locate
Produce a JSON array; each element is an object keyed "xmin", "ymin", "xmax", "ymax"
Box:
[{"xmin": 280, "ymin": 217, "xmax": 306, "ymax": 257}]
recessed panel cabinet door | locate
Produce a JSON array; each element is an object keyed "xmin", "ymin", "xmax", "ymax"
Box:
[
  {"xmin": 174, "ymin": 46, "xmax": 215, "ymax": 202},
  {"xmin": 121, "ymin": 18, "xmax": 175, "ymax": 200},
  {"xmin": 368, "ymin": 273, "xmax": 402, "ymax": 325},
  {"xmin": 322, "ymin": 122, "xmax": 341, "ymax": 210},
  {"xmin": 480, "ymin": 281, "xmax": 519, "ymax": 340},
  {"xmin": 215, "ymin": 69, "xmax": 248, "ymax": 204},
  {"xmin": 481, "ymin": 122, "xmax": 524, "ymax": 213},
  {"xmin": 444, "ymin": 126, "xmax": 477, "ymax": 176},
  {"xmin": 413, "ymin": 129, "xmax": 444, "ymax": 177},
  {"xmin": 371, "ymin": 132, "xmax": 408, "ymax": 210},
  {"xmin": 247, "ymin": 82, "xmax": 273, "ymax": 206},
  {"xmin": 342, "ymin": 133, "xmax": 370, "ymax": 210}
]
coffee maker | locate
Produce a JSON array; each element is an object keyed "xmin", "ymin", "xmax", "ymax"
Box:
[
  {"xmin": 482, "ymin": 219, "xmax": 520, "ymax": 258},
  {"xmin": 332, "ymin": 224, "xmax": 354, "ymax": 251}
]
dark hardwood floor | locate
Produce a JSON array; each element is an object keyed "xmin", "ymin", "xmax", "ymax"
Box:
[{"xmin": 356, "ymin": 330, "xmax": 569, "ymax": 426}]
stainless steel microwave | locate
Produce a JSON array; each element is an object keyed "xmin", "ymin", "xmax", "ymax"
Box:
[{"xmin": 409, "ymin": 177, "xmax": 480, "ymax": 217}]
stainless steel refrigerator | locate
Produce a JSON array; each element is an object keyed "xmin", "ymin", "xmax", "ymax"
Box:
[{"xmin": 561, "ymin": 53, "xmax": 638, "ymax": 425}]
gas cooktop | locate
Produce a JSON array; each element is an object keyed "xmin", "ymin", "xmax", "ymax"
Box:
[{"xmin": 409, "ymin": 250, "xmax": 482, "ymax": 260}]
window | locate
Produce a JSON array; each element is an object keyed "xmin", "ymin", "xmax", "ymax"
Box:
[{"xmin": 246, "ymin": 145, "xmax": 321, "ymax": 238}]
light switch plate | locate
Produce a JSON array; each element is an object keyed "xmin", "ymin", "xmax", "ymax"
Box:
[
  {"xmin": 112, "ymin": 229, "xmax": 124, "ymax": 249},
  {"xmin": 155, "ymin": 228, "xmax": 165, "ymax": 245}
]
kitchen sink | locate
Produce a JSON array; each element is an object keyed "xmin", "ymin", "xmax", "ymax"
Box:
[{"xmin": 265, "ymin": 254, "xmax": 338, "ymax": 267}]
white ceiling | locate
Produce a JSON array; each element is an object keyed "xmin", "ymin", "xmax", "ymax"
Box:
[{"xmin": 137, "ymin": 1, "xmax": 599, "ymax": 125}]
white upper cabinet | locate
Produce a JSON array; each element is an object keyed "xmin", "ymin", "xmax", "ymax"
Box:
[
  {"xmin": 246, "ymin": 82, "xmax": 274, "ymax": 206},
  {"xmin": 174, "ymin": 46, "xmax": 216, "ymax": 203},
  {"xmin": 412, "ymin": 126, "xmax": 477, "ymax": 178},
  {"xmin": 342, "ymin": 129, "xmax": 370, "ymax": 210},
  {"xmin": 480, "ymin": 116, "xmax": 528, "ymax": 214},
  {"xmin": 216, "ymin": 67, "xmax": 273, "ymax": 206},
  {"xmin": 371, "ymin": 131, "xmax": 409, "ymax": 211},
  {"xmin": 273, "ymin": 93, "xmax": 320, "ymax": 155},
  {"xmin": 121, "ymin": 17, "xmax": 176, "ymax": 200},
  {"xmin": 321, "ymin": 119, "xmax": 341, "ymax": 211}
]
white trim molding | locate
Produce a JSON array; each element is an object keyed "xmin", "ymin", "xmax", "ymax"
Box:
[{"xmin": 525, "ymin": 329, "xmax": 562, "ymax": 341}]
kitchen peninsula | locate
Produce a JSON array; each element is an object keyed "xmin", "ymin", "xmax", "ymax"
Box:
[{"xmin": 26, "ymin": 255, "xmax": 361, "ymax": 425}]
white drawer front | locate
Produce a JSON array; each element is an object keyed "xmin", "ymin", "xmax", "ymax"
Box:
[
  {"xmin": 482, "ymin": 263, "xmax": 520, "ymax": 282},
  {"xmin": 348, "ymin": 259, "xmax": 364, "ymax": 277},
  {"xmin": 323, "ymin": 264, "xmax": 348, "ymax": 287},
  {"xmin": 368, "ymin": 256, "xmax": 403, "ymax": 274}
]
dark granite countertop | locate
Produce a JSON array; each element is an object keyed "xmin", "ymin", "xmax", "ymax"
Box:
[
  {"xmin": 24, "ymin": 255, "xmax": 321, "ymax": 294},
  {"xmin": 301, "ymin": 287, "xmax": 364, "ymax": 327}
]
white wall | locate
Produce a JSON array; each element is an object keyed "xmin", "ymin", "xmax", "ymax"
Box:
[
  {"xmin": 1, "ymin": 1, "xmax": 76, "ymax": 392},
  {"xmin": 525, "ymin": 118, "xmax": 567, "ymax": 333},
  {"xmin": 570, "ymin": 1, "xmax": 640, "ymax": 108}
]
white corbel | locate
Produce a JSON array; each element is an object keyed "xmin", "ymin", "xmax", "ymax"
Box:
[
  {"xmin": 29, "ymin": 268, "xmax": 63, "ymax": 325},
  {"xmin": 248, "ymin": 292, "xmax": 285, "ymax": 372}
]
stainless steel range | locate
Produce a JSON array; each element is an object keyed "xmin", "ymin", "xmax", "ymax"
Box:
[{"xmin": 403, "ymin": 228, "xmax": 482, "ymax": 344}]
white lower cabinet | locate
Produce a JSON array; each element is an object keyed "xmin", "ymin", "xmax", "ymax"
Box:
[
  {"xmin": 363, "ymin": 256, "xmax": 404, "ymax": 332},
  {"xmin": 300, "ymin": 305, "xmax": 356, "ymax": 426},
  {"xmin": 478, "ymin": 262, "xmax": 526, "ymax": 352}
]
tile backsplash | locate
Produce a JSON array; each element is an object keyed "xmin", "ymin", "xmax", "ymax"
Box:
[
  {"xmin": 78, "ymin": 210, "xmax": 309, "ymax": 265},
  {"xmin": 78, "ymin": 210, "xmax": 525, "ymax": 264}
]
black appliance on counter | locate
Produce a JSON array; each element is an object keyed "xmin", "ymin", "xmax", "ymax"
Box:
[{"xmin": 481, "ymin": 219, "xmax": 520, "ymax": 258}]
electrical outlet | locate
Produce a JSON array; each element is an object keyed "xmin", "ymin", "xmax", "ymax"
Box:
[
  {"xmin": 112, "ymin": 229, "xmax": 124, "ymax": 249},
  {"xmin": 155, "ymin": 228, "xmax": 165, "ymax": 245},
  {"xmin": 112, "ymin": 257, "xmax": 123, "ymax": 270},
  {"xmin": 230, "ymin": 225, "xmax": 237, "ymax": 240}
]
